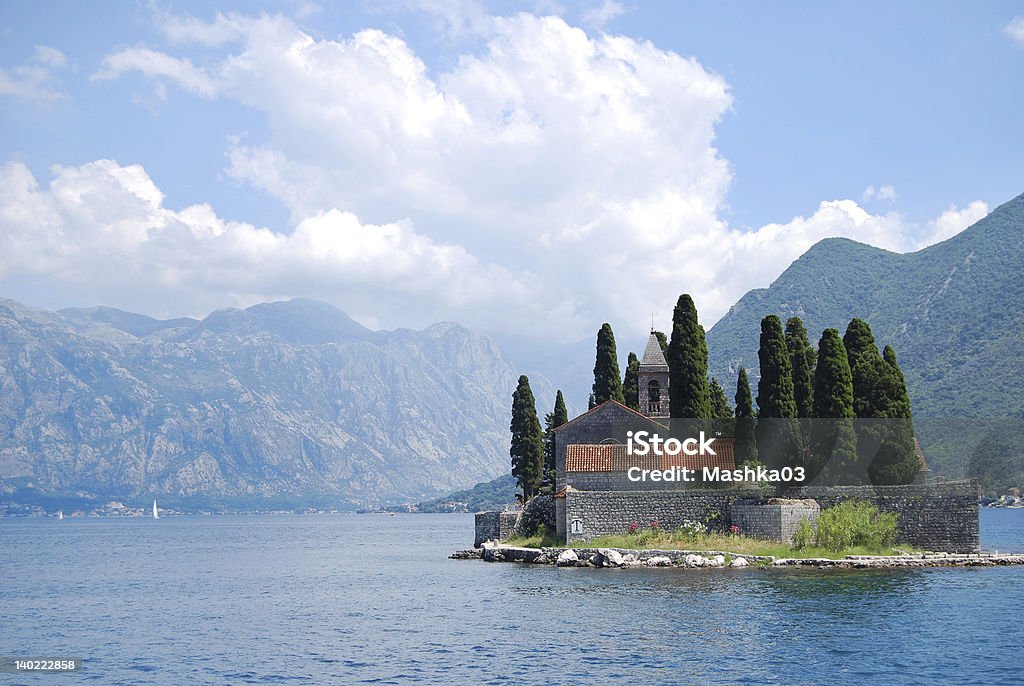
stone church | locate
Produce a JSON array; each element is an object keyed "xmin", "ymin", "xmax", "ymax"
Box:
[{"xmin": 551, "ymin": 331, "xmax": 736, "ymax": 543}]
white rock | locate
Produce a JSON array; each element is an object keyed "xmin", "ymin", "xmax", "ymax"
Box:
[
  {"xmin": 684, "ymin": 554, "xmax": 707, "ymax": 567},
  {"xmin": 556, "ymin": 549, "xmax": 579, "ymax": 567},
  {"xmin": 730, "ymin": 557, "xmax": 749, "ymax": 568},
  {"xmin": 709, "ymin": 555, "xmax": 726, "ymax": 567},
  {"xmin": 646, "ymin": 556, "xmax": 673, "ymax": 567},
  {"xmin": 621, "ymin": 553, "xmax": 637, "ymax": 563},
  {"xmin": 598, "ymin": 549, "xmax": 625, "ymax": 567}
]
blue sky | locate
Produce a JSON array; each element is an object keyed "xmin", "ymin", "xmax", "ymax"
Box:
[{"xmin": 1, "ymin": 1, "xmax": 1022, "ymax": 343}]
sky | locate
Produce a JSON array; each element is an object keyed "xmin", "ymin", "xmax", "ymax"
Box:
[{"xmin": 1, "ymin": 0, "xmax": 1022, "ymax": 345}]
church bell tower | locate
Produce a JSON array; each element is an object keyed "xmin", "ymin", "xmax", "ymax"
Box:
[{"xmin": 638, "ymin": 331, "xmax": 670, "ymax": 418}]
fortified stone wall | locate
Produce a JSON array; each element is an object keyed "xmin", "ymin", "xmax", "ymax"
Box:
[
  {"xmin": 564, "ymin": 489, "xmax": 744, "ymax": 543},
  {"xmin": 558, "ymin": 481, "xmax": 979, "ymax": 552},
  {"xmin": 784, "ymin": 481, "xmax": 980, "ymax": 553},
  {"xmin": 474, "ymin": 511, "xmax": 518, "ymax": 547}
]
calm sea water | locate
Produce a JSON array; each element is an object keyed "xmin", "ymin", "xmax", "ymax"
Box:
[{"xmin": 3, "ymin": 510, "xmax": 1023, "ymax": 685}]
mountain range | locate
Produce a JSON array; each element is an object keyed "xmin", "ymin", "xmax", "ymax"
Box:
[
  {"xmin": 3, "ymin": 193, "xmax": 1021, "ymax": 509},
  {"xmin": 0, "ymin": 298, "xmax": 550, "ymax": 510}
]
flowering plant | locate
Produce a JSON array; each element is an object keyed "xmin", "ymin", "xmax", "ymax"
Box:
[
  {"xmin": 728, "ymin": 525, "xmax": 742, "ymax": 535},
  {"xmin": 628, "ymin": 521, "xmax": 640, "ymax": 533}
]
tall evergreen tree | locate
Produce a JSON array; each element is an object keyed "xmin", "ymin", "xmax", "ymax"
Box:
[
  {"xmin": 592, "ymin": 323, "xmax": 624, "ymax": 405},
  {"xmin": 869, "ymin": 346, "xmax": 919, "ymax": 485},
  {"xmin": 622, "ymin": 352, "xmax": 640, "ymax": 411},
  {"xmin": 734, "ymin": 368, "xmax": 758, "ymax": 465},
  {"xmin": 755, "ymin": 315, "xmax": 802, "ymax": 470},
  {"xmin": 510, "ymin": 375, "xmax": 544, "ymax": 500},
  {"xmin": 843, "ymin": 318, "xmax": 886, "ymax": 418},
  {"xmin": 542, "ymin": 390, "xmax": 568, "ymax": 488},
  {"xmin": 709, "ymin": 378, "xmax": 733, "ymax": 418},
  {"xmin": 785, "ymin": 317, "xmax": 816, "ymax": 418},
  {"xmin": 808, "ymin": 328, "xmax": 856, "ymax": 483},
  {"xmin": 841, "ymin": 319, "xmax": 919, "ymax": 484},
  {"xmin": 667, "ymin": 294, "xmax": 710, "ymax": 419}
]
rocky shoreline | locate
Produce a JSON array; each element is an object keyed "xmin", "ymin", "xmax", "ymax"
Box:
[{"xmin": 450, "ymin": 544, "xmax": 1024, "ymax": 569}]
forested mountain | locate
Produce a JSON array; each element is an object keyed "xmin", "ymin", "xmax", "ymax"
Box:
[{"xmin": 707, "ymin": 193, "xmax": 1024, "ymax": 418}]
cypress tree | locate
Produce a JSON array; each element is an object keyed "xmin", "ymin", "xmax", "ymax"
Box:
[
  {"xmin": 709, "ymin": 378, "xmax": 733, "ymax": 418},
  {"xmin": 623, "ymin": 352, "xmax": 640, "ymax": 411},
  {"xmin": 734, "ymin": 368, "xmax": 758, "ymax": 465},
  {"xmin": 592, "ymin": 323, "xmax": 624, "ymax": 405},
  {"xmin": 868, "ymin": 346, "xmax": 919, "ymax": 485},
  {"xmin": 542, "ymin": 390, "xmax": 568, "ymax": 488},
  {"xmin": 755, "ymin": 315, "xmax": 802, "ymax": 470},
  {"xmin": 843, "ymin": 318, "xmax": 886, "ymax": 418},
  {"xmin": 667, "ymin": 294, "xmax": 710, "ymax": 419},
  {"xmin": 808, "ymin": 328, "xmax": 856, "ymax": 483},
  {"xmin": 510, "ymin": 375, "xmax": 544, "ymax": 500},
  {"xmin": 785, "ymin": 317, "xmax": 816, "ymax": 418}
]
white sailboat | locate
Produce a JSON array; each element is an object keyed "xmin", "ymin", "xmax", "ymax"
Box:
[
  {"xmin": 152, "ymin": 499, "xmax": 159, "ymax": 519},
  {"xmin": 57, "ymin": 511, "xmax": 63, "ymax": 520}
]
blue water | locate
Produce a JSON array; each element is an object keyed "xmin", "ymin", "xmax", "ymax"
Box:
[{"xmin": 2, "ymin": 509, "xmax": 1023, "ymax": 685}]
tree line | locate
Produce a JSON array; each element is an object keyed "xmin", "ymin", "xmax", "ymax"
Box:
[{"xmin": 510, "ymin": 294, "xmax": 919, "ymax": 499}]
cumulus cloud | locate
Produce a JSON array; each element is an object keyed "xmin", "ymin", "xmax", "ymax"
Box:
[
  {"xmin": 0, "ymin": 160, "xmax": 568, "ymax": 332},
  {"xmin": 0, "ymin": 45, "xmax": 69, "ymax": 103},
  {"xmin": 919, "ymin": 201, "xmax": 989, "ymax": 247},
  {"xmin": 1004, "ymin": 16, "xmax": 1024, "ymax": 46},
  {"xmin": 35, "ymin": 9, "xmax": 989, "ymax": 341}
]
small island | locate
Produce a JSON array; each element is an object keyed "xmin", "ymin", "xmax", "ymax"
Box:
[{"xmin": 461, "ymin": 295, "xmax": 1019, "ymax": 570}]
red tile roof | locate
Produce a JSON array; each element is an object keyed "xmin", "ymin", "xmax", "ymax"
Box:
[{"xmin": 565, "ymin": 439, "xmax": 735, "ymax": 473}]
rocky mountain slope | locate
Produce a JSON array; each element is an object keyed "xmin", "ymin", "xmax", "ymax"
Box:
[{"xmin": 0, "ymin": 298, "xmax": 539, "ymax": 508}]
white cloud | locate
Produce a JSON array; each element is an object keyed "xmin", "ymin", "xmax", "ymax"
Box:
[
  {"xmin": 919, "ymin": 200, "xmax": 989, "ymax": 247},
  {"xmin": 862, "ymin": 184, "xmax": 896, "ymax": 203},
  {"xmin": 1004, "ymin": 16, "xmax": 1024, "ymax": 46},
  {"xmin": 92, "ymin": 49, "xmax": 219, "ymax": 98},
  {"xmin": 0, "ymin": 45, "xmax": 69, "ymax": 103},
  {"xmin": 582, "ymin": 0, "xmax": 625, "ymax": 31},
  {"xmin": 39, "ymin": 9, "xmax": 989, "ymax": 342},
  {"xmin": 0, "ymin": 160, "xmax": 568, "ymax": 331}
]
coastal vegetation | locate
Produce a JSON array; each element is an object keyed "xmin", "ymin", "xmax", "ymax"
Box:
[{"xmin": 507, "ymin": 500, "xmax": 905, "ymax": 560}]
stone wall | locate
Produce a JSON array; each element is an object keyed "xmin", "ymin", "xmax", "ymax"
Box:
[
  {"xmin": 564, "ymin": 489, "xmax": 746, "ymax": 543},
  {"xmin": 474, "ymin": 511, "xmax": 518, "ymax": 547},
  {"xmin": 784, "ymin": 481, "xmax": 980, "ymax": 553},
  {"xmin": 558, "ymin": 480, "xmax": 980, "ymax": 553},
  {"xmin": 731, "ymin": 499, "xmax": 820, "ymax": 544}
]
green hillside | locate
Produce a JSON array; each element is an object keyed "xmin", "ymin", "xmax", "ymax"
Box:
[{"xmin": 706, "ymin": 192, "xmax": 1024, "ymax": 484}]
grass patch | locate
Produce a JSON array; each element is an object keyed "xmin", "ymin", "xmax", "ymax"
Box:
[
  {"xmin": 505, "ymin": 531, "xmax": 560, "ymax": 548},
  {"xmin": 573, "ymin": 532, "xmax": 912, "ymax": 559}
]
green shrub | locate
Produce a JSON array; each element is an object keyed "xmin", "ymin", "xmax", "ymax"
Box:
[
  {"xmin": 815, "ymin": 500, "xmax": 897, "ymax": 552},
  {"xmin": 792, "ymin": 517, "xmax": 814, "ymax": 550}
]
